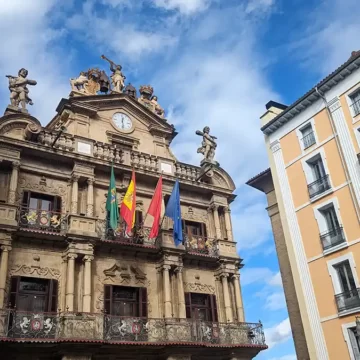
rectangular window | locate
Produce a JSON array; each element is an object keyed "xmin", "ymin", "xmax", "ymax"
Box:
[
  {"xmin": 104, "ymin": 285, "xmax": 147, "ymax": 318},
  {"xmin": 0, "ymin": 162, "xmax": 11, "ymax": 203},
  {"xmin": 334, "ymin": 261, "xmax": 360, "ymax": 312},
  {"xmin": 348, "ymin": 327, "xmax": 360, "ymax": 359},
  {"xmin": 183, "ymin": 220, "xmax": 208, "ymax": 251},
  {"xmin": 306, "ymin": 155, "xmax": 331, "ymax": 198},
  {"xmin": 185, "ymin": 292, "xmax": 218, "ymax": 322},
  {"xmin": 351, "ymin": 90, "xmax": 360, "ymax": 117},
  {"xmin": 300, "ymin": 124, "xmax": 316, "ymax": 149},
  {"xmin": 319, "ymin": 204, "xmax": 345, "ymax": 251}
]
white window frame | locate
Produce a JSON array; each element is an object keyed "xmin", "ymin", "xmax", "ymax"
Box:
[
  {"xmin": 327, "ymin": 253, "xmax": 359, "ymax": 295},
  {"xmin": 342, "ymin": 321, "xmax": 360, "ymax": 360},
  {"xmin": 314, "ymin": 197, "xmax": 347, "ymax": 254},
  {"xmin": 301, "ymin": 148, "xmax": 333, "ymax": 201},
  {"xmin": 296, "ymin": 118, "xmax": 318, "ymax": 152},
  {"xmin": 345, "ymin": 85, "xmax": 360, "ymax": 123},
  {"xmin": 353, "ymin": 126, "xmax": 360, "ymax": 149}
]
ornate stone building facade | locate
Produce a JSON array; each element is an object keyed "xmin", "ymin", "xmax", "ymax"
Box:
[{"xmin": 0, "ymin": 62, "xmax": 265, "ymax": 360}]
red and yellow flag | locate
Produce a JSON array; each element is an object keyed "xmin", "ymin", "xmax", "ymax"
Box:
[{"xmin": 120, "ymin": 170, "xmax": 136, "ymax": 234}]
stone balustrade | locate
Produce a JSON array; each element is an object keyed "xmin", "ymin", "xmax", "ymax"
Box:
[
  {"xmin": 38, "ymin": 130, "xmax": 75, "ymax": 151},
  {"xmin": 174, "ymin": 162, "xmax": 199, "ymax": 181},
  {"xmin": 131, "ymin": 151, "xmax": 159, "ymax": 172},
  {"xmin": 93, "ymin": 142, "xmax": 123, "ymax": 163},
  {"xmin": 0, "ymin": 309, "xmax": 266, "ymax": 347}
]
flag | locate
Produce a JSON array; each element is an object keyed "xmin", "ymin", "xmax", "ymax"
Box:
[
  {"xmin": 165, "ymin": 179, "xmax": 183, "ymax": 246},
  {"xmin": 120, "ymin": 169, "xmax": 136, "ymax": 234},
  {"xmin": 106, "ymin": 165, "xmax": 119, "ymax": 231},
  {"xmin": 147, "ymin": 176, "xmax": 163, "ymax": 239}
]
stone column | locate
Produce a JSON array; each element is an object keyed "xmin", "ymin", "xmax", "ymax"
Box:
[
  {"xmin": 232, "ymin": 274, "xmax": 244, "ymax": 322},
  {"xmin": 8, "ymin": 161, "xmax": 20, "ymax": 204},
  {"xmin": 212, "ymin": 204, "xmax": 222, "ymax": 239},
  {"xmin": 86, "ymin": 178, "xmax": 94, "ymax": 217},
  {"xmin": 82, "ymin": 255, "xmax": 93, "ymax": 313},
  {"xmin": 224, "ymin": 206, "xmax": 233, "ymax": 241},
  {"xmin": 175, "ymin": 267, "xmax": 186, "ymax": 319},
  {"xmin": 0, "ymin": 245, "xmax": 11, "ymax": 308},
  {"xmin": 70, "ymin": 175, "xmax": 79, "ymax": 214},
  {"xmin": 221, "ymin": 273, "xmax": 233, "ymax": 322},
  {"xmin": 163, "ymin": 265, "xmax": 172, "ymax": 318},
  {"xmin": 65, "ymin": 253, "xmax": 78, "ymax": 311},
  {"xmin": 207, "ymin": 207, "xmax": 214, "ymax": 238}
]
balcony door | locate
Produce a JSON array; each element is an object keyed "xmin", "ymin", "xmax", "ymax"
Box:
[
  {"xmin": 183, "ymin": 220, "xmax": 207, "ymax": 251},
  {"xmin": 185, "ymin": 293, "xmax": 218, "ymax": 322}
]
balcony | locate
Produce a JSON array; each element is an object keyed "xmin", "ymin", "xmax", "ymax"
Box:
[
  {"xmin": 307, "ymin": 175, "xmax": 331, "ymax": 199},
  {"xmin": 0, "ymin": 310, "xmax": 266, "ymax": 347},
  {"xmin": 97, "ymin": 220, "xmax": 157, "ymax": 247},
  {"xmin": 18, "ymin": 207, "xmax": 68, "ymax": 234},
  {"xmin": 320, "ymin": 226, "xmax": 346, "ymax": 251},
  {"xmin": 351, "ymin": 98, "xmax": 360, "ymax": 117},
  {"xmin": 301, "ymin": 131, "xmax": 316, "ymax": 149},
  {"xmin": 183, "ymin": 234, "xmax": 218, "ymax": 257},
  {"xmin": 335, "ymin": 288, "xmax": 360, "ymax": 313}
]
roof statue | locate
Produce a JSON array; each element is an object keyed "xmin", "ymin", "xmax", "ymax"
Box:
[
  {"xmin": 101, "ymin": 55, "xmax": 126, "ymax": 93},
  {"xmin": 138, "ymin": 85, "xmax": 165, "ymax": 118},
  {"xmin": 196, "ymin": 126, "xmax": 218, "ymax": 165},
  {"xmin": 6, "ymin": 68, "xmax": 37, "ymax": 112},
  {"xmin": 70, "ymin": 69, "xmax": 110, "ymax": 96},
  {"xmin": 124, "ymin": 83, "xmax": 137, "ymax": 99}
]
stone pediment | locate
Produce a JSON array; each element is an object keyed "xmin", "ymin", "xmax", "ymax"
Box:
[
  {"xmin": 51, "ymin": 93, "xmax": 175, "ymax": 140},
  {"xmin": 0, "ymin": 111, "xmax": 42, "ymax": 141}
]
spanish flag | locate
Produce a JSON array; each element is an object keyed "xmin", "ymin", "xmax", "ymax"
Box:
[{"xmin": 120, "ymin": 169, "xmax": 136, "ymax": 234}]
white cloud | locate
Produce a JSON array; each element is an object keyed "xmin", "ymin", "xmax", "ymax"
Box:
[
  {"xmin": 152, "ymin": 0, "xmax": 211, "ymax": 15},
  {"xmin": 0, "ymin": 0, "xmax": 70, "ymax": 123},
  {"xmin": 245, "ymin": 0, "xmax": 275, "ymax": 14},
  {"xmin": 265, "ymin": 292, "xmax": 286, "ymax": 310},
  {"xmin": 265, "ymin": 318, "xmax": 292, "ymax": 348},
  {"xmin": 241, "ymin": 267, "xmax": 274, "ymax": 286},
  {"xmin": 269, "ymin": 271, "xmax": 283, "ymax": 287},
  {"xmin": 269, "ymin": 355, "xmax": 296, "ymax": 360}
]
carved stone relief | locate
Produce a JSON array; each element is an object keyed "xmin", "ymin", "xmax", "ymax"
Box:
[
  {"xmin": 17, "ymin": 174, "xmax": 69, "ymax": 212},
  {"xmin": 95, "ymin": 262, "xmax": 152, "ymax": 315},
  {"xmin": 184, "ymin": 282, "xmax": 215, "ymax": 294},
  {"xmin": 182, "ymin": 205, "xmax": 208, "ymax": 224}
]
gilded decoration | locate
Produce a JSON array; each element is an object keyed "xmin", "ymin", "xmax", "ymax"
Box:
[
  {"xmin": 184, "ymin": 282, "xmax": 215, "ymax": 294},
  {"xmin": 95, "ymin": 262, "xmax": 152, "ymax": 314}
]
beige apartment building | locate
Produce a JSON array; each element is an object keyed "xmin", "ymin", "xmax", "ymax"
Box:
[
  {"xmin": 0, "ymin": 63, "xmax": 266, "ymax": 359},
  {"xmin": 247, "ymin": 50, "xmax": 360, "ymax": 360}
]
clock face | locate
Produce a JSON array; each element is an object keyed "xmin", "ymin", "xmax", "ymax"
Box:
[{"xmin": 112, "ymin": 112, "xmax": 133, "ymax": 131}]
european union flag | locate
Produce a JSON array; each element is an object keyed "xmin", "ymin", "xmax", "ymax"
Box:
[{"xmin": 165, "ymin": 179, "xmax": 183, "ymax": 246}]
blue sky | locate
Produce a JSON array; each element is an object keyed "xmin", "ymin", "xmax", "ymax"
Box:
[{"xmin": 1, "ymin": 0, "xmax": 359, "ymax": 359}]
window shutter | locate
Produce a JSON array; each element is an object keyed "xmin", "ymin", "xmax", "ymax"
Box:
[
  {"xmin": 22, "ymin": 191, "xmax": 30, "ymax": 207},
  {"xmin": 48, "ymin": 279, "xmax": 58, "ymax": 312},
  {"xmin": 9, "ymin": 276, "xmax": 20, "ymax": 308},
  {"xmin": 0, "ymin": 172, "xmax": 10, "ymax": 202},
  {"xmin": 104, "ymin": 285, "xmax": 112, "ymax": 315},
  {"xmin": 185, "ymin": 292, "xmax": 191, "ymax": 319},
  {"xmin": 210, "ymin": 295, "xmax": 218, "ymax": 322},
  {"xmin": 201, "ymin": 223, "xmax": 207, "ymax": 237},
  {"xmin": 54, "ymin": 196, "xmax": 62, "ymax": 214},
  {"xmin": 139, "ymin": 287, "xmax": 148, "ymax": 318}
]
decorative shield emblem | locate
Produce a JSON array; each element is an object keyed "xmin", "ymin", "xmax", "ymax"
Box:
[
  {"xmin": 212, "ymin": 324, "xmax": 219, "ymax": 338},
  {"xmin": 40, "ymin": 213, "xmax": 49, "ymax": 225},
  {"xmin": 132, "ymin": 322, "xmax": 141, "ymax": 334},
  {"xmin": 31, "ymin": 319, "xmax": 42, "ymax": 331}
]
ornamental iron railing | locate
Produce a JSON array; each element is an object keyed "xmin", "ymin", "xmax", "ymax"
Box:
[
  {"xmin": 97, "ymin": 219, "xmax": 156, "ymax": 246},
  {"xmin": 301, "ymin": 131, "xmax": 316, "ymax": 149},
  {"xmin": 307, "ymin": 175, "xmax": 331, "ymax": 199},
  {"xmin": 0, "ymin": 310, "xmax": 265, "ymax": 346},
  {"xmin": 351, "ymin": 98, "xmax": 360, "ymax": 117},
  {"xmin": 320, "ymin": 226, "xmax": 345, "ymax": 251},
  {"xmin": 335, "ymin": 288, "xmax": 360, "ymax": 313},
  {"xmin": 18, "ymin": 207, "xmax": 68, "ymax": 233},
  {"xmin": 183, "ymin": 234, "xmax": 218, "ymax": 256}
]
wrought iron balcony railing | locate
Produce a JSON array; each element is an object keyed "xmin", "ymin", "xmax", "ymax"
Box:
[
  {"xmin": 97, "ymin": 219, "xmax": 156, "ymax": 246},
  {"xmin": 18, "ymin": 207, "xmax": 68, "ymax": 233},
  {"xmin": 351, "ymin": 98, "xmax": 360, "ymax": 117},
  {"xmin": 335, "ymin": 288, "xmax": 360, "ymax": 313},
  {"xmin": 0, "ymin": 310, "xmax": 266, "ymax": 347},
  {"xmin": 183, "ymin": 234, "xmax": 218, "ymax": 256},
  {"xmin": 320, "ymin": 226, "xmax": 345, "ymax": 251},
  {"xmin": 307, "ymin": 175, "xmax": 331, "ymax": 199},
  {"xmin": 301, "ymin": 131, "xmax": 316, "ymax": 149}
]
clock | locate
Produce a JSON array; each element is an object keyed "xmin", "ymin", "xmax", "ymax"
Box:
[{"xmin": 112, "ymin": 112, "xmax": 133, "ymax": 132}]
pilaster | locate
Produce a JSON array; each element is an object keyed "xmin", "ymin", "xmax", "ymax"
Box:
[
  {"xmin": 86, "ymin": 178, "xmax": 94, "ymax": 216},
  {"xmin": 0, "ymin": 243, "xmax": 12, "ymax": 308},
  {"xmin": 70, "ymin": 175, "xmax": 79, "ymax": 214},
  {"xmin": 175, "ymin": 266, "xmax": 186, "ymax": 319},
  {"xmin": 82, "ymin": 255, "xmax": 94, "ymax": 312},
  {"xmin": 8, "ymin": 160, "xmax": 20, "ymax": 204}
]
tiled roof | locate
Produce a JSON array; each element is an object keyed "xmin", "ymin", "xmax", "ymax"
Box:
[
  {"xmin": 261, "ymin": 51, "xmax": 360, "ymax": 134},
  {"xmin": 245, "ymin": 168, "xmax": 271, "ymax": 185}
]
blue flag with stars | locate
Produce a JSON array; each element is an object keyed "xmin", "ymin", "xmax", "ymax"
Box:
[{"xmin": 165, "ymin": 179, "xmax": 183, "ymax": 246}]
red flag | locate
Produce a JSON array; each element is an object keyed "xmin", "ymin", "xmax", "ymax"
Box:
[
  {"xmin": 147, "ymin": 176, "xmax": 163, "ymax": 238},
  {"xmin": 120, "ymin": 169, "xmax": 136, "ymax": 234}
]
